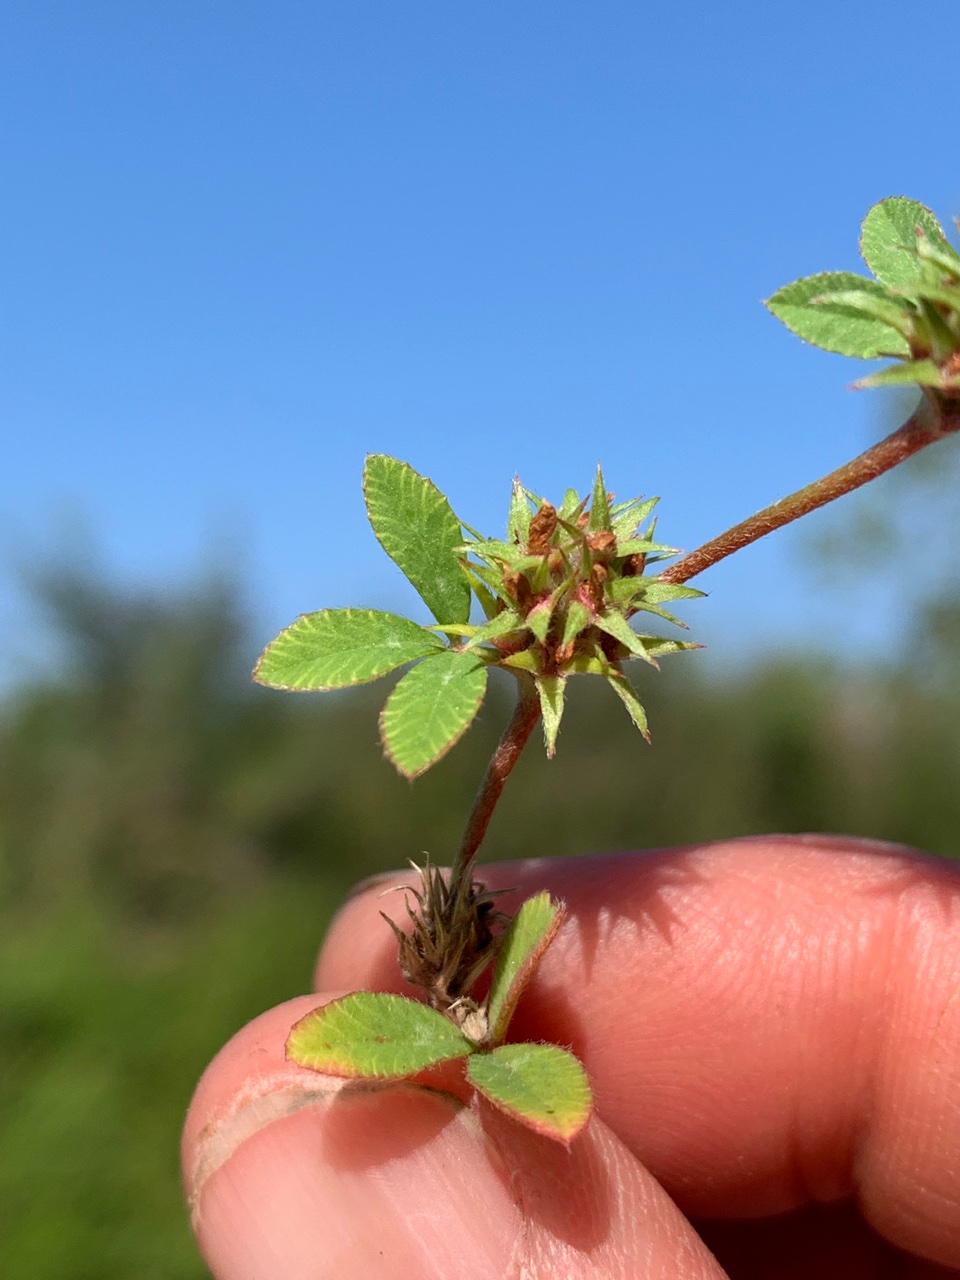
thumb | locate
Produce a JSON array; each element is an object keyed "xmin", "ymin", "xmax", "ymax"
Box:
[{"xmin": 183, "ymin": 995, "xmax": 725, "ymax": 1280}]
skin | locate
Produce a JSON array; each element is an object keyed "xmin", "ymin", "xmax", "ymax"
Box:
[{"xmin": 183, "ymin": 835, "xmax": 960, "ymax": 1278}]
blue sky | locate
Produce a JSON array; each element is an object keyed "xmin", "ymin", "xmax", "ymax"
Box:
[{"xmin": 2, "ymin": 1, "xmax": 959, "ymax": 684}]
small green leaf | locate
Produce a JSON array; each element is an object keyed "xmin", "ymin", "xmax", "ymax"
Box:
[
  {"xmin": 860, "ymin": 197, "xmax": 951, "ymax": 289},
  {"xmin": 467, "ymin": 1043, "xmax": 592, "ymax": 1144},
  {"xmin": 588, "ymin": 463, "xmax": 613, "ymax": 533},
  {"xmin": 766, "ymin": 272, "xmax": 911, "ymax": 358},
  {"xmin": 605, "ymin": 670, "xmax": 650, "ymax": 740},
  {"xmin": 526, "ymin": 600, "xmax": 553, "ymax": 643},
  {"xmin": 915, "ymin": 235, "xmax": 960, "ymax": 277},
  {"xmin": 459, "ymin": 560, "xmax": 510, "ymax": 613},
  {"xmin": 537, "ymin": 675, "xmax": 566, "ymax": 757},
  {"xmin": 595, "ymin": 610, "xmax": 657, "ymax": 664},
  {"xmin": 852, "ymin": 358, "xmax": 947, "ymax": 390},
  {"xmin": 616, "ymin": 537, "xmax": 678, "ymax": 557},
  {"xmin": 632, "ymin": 636, "xmax": 701, "ymax": 659},
  {"xmin": 612, "ymin": 496, "xmax": 658, "ymax": 542},
  {"xmin": 900, "ymin": 277, "xmax": 960, "ymax": 312},
  {"xmin": 558, "ymin": 487, "xmax": 587, "ymax": 522},
  {"xmin": 628, "ymin": 600, "xmax": 687, "ymax": 628},
  {"xmin": 561, "ymin": 598, "xmax": 592, "ymax": 646},
  {"xmin": 500, "ymin": 649, "xmax": 540, "ymax": 673},
  {"xmin": 463, "ymin": 538, "xmax": 528, "ymax": 567},
  {"xmin": 464, "ymin": 609, "xmax": 526, "ymax": 649},
  {"xmin": 640, "ymin": 581, "xmax": 705, "ymax": 604},
  {"xmin": 288, "ymin": 993, "xmax": 473, "ymax": 1079},
  {"xmin": 254, "ymin": 609, "xmax": 444, "ymax": 691},
  {"xmin": 507, "ymin": 478, "xmax": 533, "ymax": 545},
  {"xmin": 565, "ymin": 652, "xmax": 610, "ymax": 676},
  {"xmin": 811, "ymin": 289, "xmax": 916, "ymax": 343},
  {"xmin": 487, "ymin": 892, "xmax": 565, "ymax": 1043},
  {"xmin": 363, "ymin": 455, "xmax": 471, "ymax": 625},
  {"xmin": 916, "ymin": 298, "xmax": 960, "ymax": 361},
  {"xmin": 380, "ymin": 649, "xmax": 487, "ymax": 779}
]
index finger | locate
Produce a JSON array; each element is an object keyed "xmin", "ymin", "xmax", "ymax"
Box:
[{"xmin": 317, "ymin": 835, "xmax": 960, "ymax": 1269}]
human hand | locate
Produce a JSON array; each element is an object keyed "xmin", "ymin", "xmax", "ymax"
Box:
[{"xmin": 182, "ymin": 836, "xmax": 960, "ymax": 1278}]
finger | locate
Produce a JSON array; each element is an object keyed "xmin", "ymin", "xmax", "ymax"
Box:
[
  {"xmin": 183, "ymin": 994, "xmax": 727, "ymax": 1279},
  {"xmin": 317, "ymin": 836, "xmax": 960, "ymax": 1269}
]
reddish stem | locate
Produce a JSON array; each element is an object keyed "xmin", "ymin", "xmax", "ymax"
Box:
[
  {"xmin": 451, "ymin": 674, "xmax": 541, "ymax": 890},
  {"xmin": 662, "ymin": 399, "xmax": 960, "ymax": 586}
]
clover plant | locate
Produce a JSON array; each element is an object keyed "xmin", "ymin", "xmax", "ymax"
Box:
[{"xmin": 256, "ymin": 197, "xmax": 960, "ymax": 1146}]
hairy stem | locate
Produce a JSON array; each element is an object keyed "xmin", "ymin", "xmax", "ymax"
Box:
[
  {"xmin": 662, "ymin": 398, "xmax": 960, "ymax": 586},
  {"xmin": 450, "ymin": 673, "xmax": 542, "ymax": 894}
]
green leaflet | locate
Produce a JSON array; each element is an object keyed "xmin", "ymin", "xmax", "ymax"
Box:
[
  {"xmin": 507, "ymin": 477, "xmax": 533, "ymax": 544},
  {"xmin": 536, "ymin": 675, "xmax": 566, "ymax": 758},
  {"xmin": 363, "ymin": 455, "xmax": 471, "ymax": 625},
  {"xmin": 561, "ymin": 598, "xmax": 592, "ymax": 647},
  {"xmin": 860, "ymin": 197, "xmax": 952, "ymax": 290},
  {"xmin": 463, "ymin": 609, "xmax": 526, "ymax": 649},
  {"xmin": 379, "ymin": 649, "xmax": 487, "ymax": 779},
  {"xmin": 811, "ymin": 289, "xmax": 916, "ymax": 344},
  {"xmin": 254, "ymin": 608, "xmax": 444, "ymax": 690},
  {"xmin": 595, "ymin": 610, "xmax": 658, "ymax": 664},
  {"xmin": 852, "ymin": 359, "xmax": 948, "ymax": 391},
  {"xmin": 606, "ymin": 670, "xmax": 650, "ymax": 740},
  {"xmin": 287, "ymin": 993, "xmax": 472, "ymax": 1079},
  {"xmin": 636, "ymin": 636, "xmax": 701, "ymax": 659},
  {"xmin": 486, "ymin": 892, "xmax": 565, "ymax": 1044},
  {"xmin": 467, "ymin": 1042, "xmax": 593, "ymax": 1144},
  {"xmin": 588, "ymin": 463, "xmax": 613, "ymax": 533},
  {"xmin": 765, "ymin": 272, "xmax": 911, "ymax": 359}
]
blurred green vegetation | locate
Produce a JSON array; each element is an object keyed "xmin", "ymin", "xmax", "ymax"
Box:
[{"xmin": 2, "ymin": 516, "xmax": 960, "ymax": 1276}]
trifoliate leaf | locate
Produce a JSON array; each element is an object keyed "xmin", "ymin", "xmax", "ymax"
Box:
[
  {"xmin": 766, "ymin": 272, "xmax": 911, "ymax": 358},
  {"xmin": 860, "ymin": 197, "xmax": 952, "ymax": 290},
  {"xmin": 467, "ymin": 1043, "xmax": 592, "ymax": 1144},
  {"xmin": 287, "ymin": 993, "xmax": 472, "ymax": 1079},
  {"xmin": 363, "ymin": 455, "xmax": 471, "ymax": 625},
  {"xmin": 379, "ymin": 649, "xmax": 487, "ymax": 779},
  {"xmin": 537, "ymin": 675, "xmax": 566, "ymax": 757},
  {"xmin": 486, "ymin": 892, "xmax": 565, "ymax": 1044},
  {"xmin": 605, "ymin": 671, "xmax": 649, "ymax": 740},
  {"xmin": 254, "ymin": 609, "xmax": 444, "ymax": 691}
]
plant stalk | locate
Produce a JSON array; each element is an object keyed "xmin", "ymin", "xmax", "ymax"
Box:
[
  {"xmin": 662, "ymin": 398, "xmax": 960, "ymax": 586},
  {"xmin": 450, "ymin": 673, "xmax": 542, "ymax": 895}
]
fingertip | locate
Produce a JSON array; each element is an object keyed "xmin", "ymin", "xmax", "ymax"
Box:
[{"xmin": 183, "ymin": 995, "xmax": 522, "ymax": 1280}]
